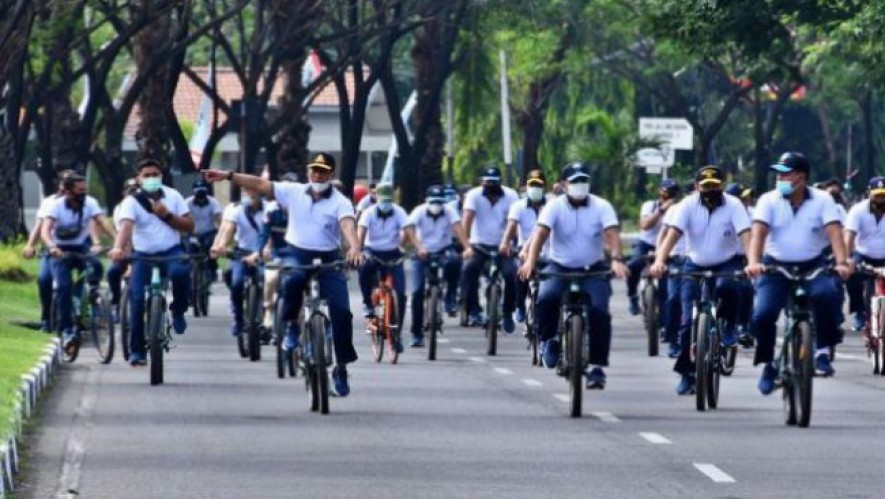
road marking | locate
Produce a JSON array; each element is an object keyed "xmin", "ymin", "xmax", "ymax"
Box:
[
  {"xmin": 493, "ymin": 367, "xmax": 513, "ymax": 375},
  {"xmin": 639, "ymin": 432, "xmax": 672, "ymax": 444},
  {"xmin": 437, "ymin": 338, "xmax": 450, "ymax": 344},
  {"xmin": 56, "ymin": 367, "xmax": 101, "ymax": 497},
  {"xmin": 468, "ymin": 356, "xmax": 486, "ymax": 363},
  {"xmin": 451, "ymin": 348, "xmax": 467, "ymax": 354},
  {"xmin": 838, "ymin": 353, "xmax": 862, "ymax": 361},
  {"xmin": 590, "ymin": 411, "xmax": 621, "ymax": 423},
  {"xmin": 521, "ymin": 378, "xmax": 543, "ymax": 387},
  {"xmin": 553, "ymin": 393, "xmax": 569, "ymax": 402},
  {"xmin": 694, "ymin": 463, "xmax": 736, "ymax": 483}
]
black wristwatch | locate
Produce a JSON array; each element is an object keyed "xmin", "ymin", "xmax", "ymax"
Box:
[{"xmin": 163, "ymin": 213, "xmax": 174, "ymax": 222}]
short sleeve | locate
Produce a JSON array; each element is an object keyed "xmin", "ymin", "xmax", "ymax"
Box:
[
  {"xmin": 211, "ymin": 198, "xmax": 223, "ymax": 215},
  {"xmin": 337, "ymin": 196, "xmax": 355, "ymax": 221},
  {"xmin": 405, "ymin": 206, "xmax": 420, "ymax": 227},
  {"xmin": 86, "ymin": 197, "xmax": 105, "ymax": 218},
  {"xmin": 507, "ymin": 201, "xmax": 521, "ymax": 222},
  {"xmin": 117, "ymin": 197, "xmax": 137, "ymax": 222},
  {"xmin": 601, "ymin": 200, "xmax": 619, "ymax": 229},
  {"xmin": 846, "ymin": 204, "xmax": 862, "ymax": 233},
  {"xmin": 463, "ymin": 189, "xmax": 480, "ymax": 212},
  {"xmin": 671, "ymin": 198, "xmax": 692, "ymax": 233},
  {"xmin": 357, "ymin": 206, "xmax": 373, "ymax": 228},
  {"xmin": 445, "ymin": 205, "xmax": 461, "ymax": 224},
  {"xmin": 537, "ymin": 200, "xmax": 556, "ymax": 229},
  {"xmin": 730, "ymin": 200, "xmax": 751, "ymax": 234},
  {"xmin": 395, "ymin": 206, "xmax": 408, "ymax": 227},
  {"xmin": 640, "ymin": 200, "xmax": 655, "ymax": 217},
  {"xmin": 753, "ymin": 193, "xmax": 774, "ymax": 226},
  {"xmin": 272, "ymin": 182, "xmax": 297, "ymax": 210},
  {"xmin": 171, "ymin": 190, "xmax": 189, "ymax": 216},
  {"xmin": 222, "ymin": 204, "xmax": 238, "ymax": 223},
  {"xmin": 662, "ymin": 205, "xmax": 678, "ymax": 226},
  {"xmin": 43, "ymin": 198, "xmax": 61, "ymax": 220},
  {"xmin": 821, "ymin": 198, "xmax": 843, "ymax": 226}
]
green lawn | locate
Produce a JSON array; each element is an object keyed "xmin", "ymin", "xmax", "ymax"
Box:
[{"xmin": 0, "ymin": 247, "xmax": 53, "ymax": 442}]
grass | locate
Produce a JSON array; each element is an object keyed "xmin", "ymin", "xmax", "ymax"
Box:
[{"xmin": 0, "ymin": 245, "xmax": 53, "ymax": 442}]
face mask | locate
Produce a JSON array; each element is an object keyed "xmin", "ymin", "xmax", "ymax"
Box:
[
  {"xmin": 142, "ymin": 177, "xmax": 162, "ymax": 193},
  {"xmin": 71, "ymin": 193, "xmax": 86, "ymax": 205},
  {"xmin": 378, "ymin": 200, "xmax": 393, "ymax": 213},
  {"xmin": 873, "ymin": 200, "xmax": 885, "ymax": 212},
  {"xmin": 445, "ymin": 194, "xmax": 456, "ymax": 203},
  {"xmin": 701, "ymin": 190, "xmax": 723, "ymax": 206},
  {"xmin": 527, "ymin": 186, "xmax": 544, "ymax": 202},
  {"xmin": 310, "ymin": 181, "xmax": 330, "ymax": 192},
  {"xmin": 776, "ymin": 180, "xmax": 794, "ymax": 196},
  {"xmin": 567, "ymin": 182, "xmax": 590, "ymax": 199},
  {"xmin": 427, "ymin": 203, "xmax": 443, "ymax": 215},
  {"xmin": 241, "ymin": 194, "xmax": 252, "ymax": 206},
  {"xmin": 482, "ymin": 184, "xmax": 503, "ymax": 196}
]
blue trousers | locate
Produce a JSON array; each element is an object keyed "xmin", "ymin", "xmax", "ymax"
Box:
[
  {"xmin": 663, "ymin": 257, "xmax": 685, "ymax": 344},
  {"xmin": 536, "ymin": 262, "xmax": 613, "ymax": 366},
  {"xmin": 627, "ymin": 240, "xmax": 655, "ymax": 297},
  {"xmin": 406, "ymin": 248, "xmax": 461, "ymax": 336},
  {"xmin": 674, "ymin": 256, "xmax": 743, "ymax": 374},
  {"xmin": 228, "ymin": 255, "xmax": 263, "ymax": 323},
  {"xmin": 51, "ymin": 245, "xmax": 103, "ymax": 331},
  {"xmin": 460, "ymin": 244, "xmax": 517, "ymax": 315},
  {"xmin": 38, "ymin": 253, "xmax": 53, "ymax": 322},
  {"xmin": 847, "ymin": 252, "xmax": 885, "ymax": 315},
  {"xmin": 282, "ymin": 247, "xmax": 357, "ymax": 365},
  {"xmin": 189, "ymin": 230, "xmax": 218, "ymax": 279},
  {"xmin": 107, "ymin": 260, "xmax": 127, "ymax": 306},
  {"xmin": 129, "ymin": 246, "xmax": 191, "ymax": 356},
  {"xmin": 750, "ymin": 255, "xmax": 843, "ymax": 365}
]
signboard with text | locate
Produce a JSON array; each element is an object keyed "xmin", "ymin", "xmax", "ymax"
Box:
[{"xmin": 638, "ymin": 117, "xmax": 694, "ymax": 151}]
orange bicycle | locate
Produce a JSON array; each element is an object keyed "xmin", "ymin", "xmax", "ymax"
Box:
[{"xmin": 366, "ymin": 255, "xmax": 405, "ymax": 364}]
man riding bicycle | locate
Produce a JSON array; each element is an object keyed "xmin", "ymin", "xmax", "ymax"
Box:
[
  {"xmin": 845, "ymin": 177, "xmax": 885, "ymax": 333},
  {"xmin": 186, "ymin": 180, "xmax": 222, "ymax": 282},
  {"xmin": 627, "ymin": 178, "xmax": 679, "ymax": 315},
  {"xmin": 256, "ymin": 172, "xmax": 295, "ymax": 331}
]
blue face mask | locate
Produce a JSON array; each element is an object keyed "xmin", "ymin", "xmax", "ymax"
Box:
[
  {"xmin": 776, "ymin": 180, "xmax": 795, "ymax": 196},
  {"xmin": 142, "ymin": 177, "xmax": 162, "ymax": 193},
  {"xmin": 378, "ymin": 200, "xmax": 393, "ymax": 213}
]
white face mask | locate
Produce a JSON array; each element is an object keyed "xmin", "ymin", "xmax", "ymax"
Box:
[
  {"xmin": 427, "ymin": 203, "xmax": 443, "ymax": 215},
  {"xmin": 527, "ymin": 186, "xmax": 544, "ymax": 202},
  {"xmin": 241, "ymin": 194, "xmax": 252, "ymax": 206},
  {"xmin": 310, "ymin": 181, "xmax": 330, "ymax": 192},
  {"xmin": 567, "ymin": 182, "xmax": 590, "ymax": 199}
]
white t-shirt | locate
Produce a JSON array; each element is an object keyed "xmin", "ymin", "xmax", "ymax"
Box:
[
  {"xmin": 661, "ymin": 206, "xmax": 687, "ymax": 257},
  {"xmin": 223, "ymin": 203, "xmax": 266, "ymax": 252},
  {"xmin": 36, "ymin": 194, "xmax": 62, "ymax": 221},
  {"xmin": 186, "ymin": 196, "xmax": 222, "ymax": 235},
  {"xmin": 537, "ymin": 194, "xmax": 619, "ymax": 268},
  {"xmin": 359, "ymin": 204, "xmax": 408, "ymax": 252},
  {"xmin": 406, "ymin": 203, "xmax": 460, "ymax": 253},
  {"xmin": 117, "ymin": 186, "xmax": 190, "ymax": 253},
  {"xmin": 272, "ymin": 182, "xmax": 355, "ymax": 252},
  {"xmin": 671, "ymin": 193, "xmax": 750, "ymax": 267},
  {"xmin": 44, "ymin": 195, "xmax": 104, "ymax": 246},
  {"xmin": 463, "ymin": 186, "xmax": 519, "ymax": 246},
  {"xmin": 638, "ymin": 199, "xmax": 662, "ymax": 246},
  {"xmin": 508, "ymin": 199, "xmax": 549, "ymax": 258},
  {"xmin": 753, "ymin": 187, "xmax": 842, "ymax": 263},
  {"xmin": 846, "ymin": 200, "xmax": 885, "ymax": 259}
]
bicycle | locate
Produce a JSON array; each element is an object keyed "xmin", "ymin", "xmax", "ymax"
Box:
[
  {"xmin": 639, "ymin": 254, "xmax": 661, "ymax": 357},
  {"xmin": 471, "ymin": 246, "xmax": 504, "ymax": 356},
  {"xmin": 857, "ymin": 262, "xmax": 885, "ymax": 375},
  {"xmin": 538, "ymin": 267, "xmax": 612, "ymax": 418},
  {"xmin": 119, "ymin": 275, "xmax": 131, "ymax": 362},
  {"xmin": 766, "ymin": 264, "xmax": 832, "ymax": 428},
  {"xmin": 669, "ymin": 269, "xmax": 746, "ymax": 412},
  {"xmin": 420, "ymin": 251, "xmax": 448, "ymax": 361},
  {"xmin": 365, "ymin": 255, "xmax": 405, "ymax": 364},
  {"xmin": 524, "ymin": 271, "xmax": 542, "ymax": 367},
  {"xmin": 49, "ymin": 251, "xmax": 114, "ymax": 364},
  {"xmin": 226, "ymin": 250, "xmax": 264, "ymax": 362},
  {"xmin": 266, "ymin": 260, "xmax": 299, "ymax": 379},
  {"xmin": 188, "ymin": 237, "xmax": 211, "ymax": 317}
]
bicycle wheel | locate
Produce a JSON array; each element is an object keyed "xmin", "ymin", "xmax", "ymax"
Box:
[
  {"xmin": 311, "ymin": 313, "xmax": 330, "ymax": 414},
  {"xmin": 273, "ymin": 297, "xmax": 287, "ymax": 379},
  {"xmin": 370, "ymin": 290, "xmax": 385, "ymax": 362},
  {"xmin": 486, "ymin": 283, "xmax": 500, "ymax": 356},
  {"xmin": 148, "ymin": 297, "xmax": 165, "ymax": 386},
  {"xmin": 246, "ymin": 282, "xmax": 261, "ymax": 362},
  {"xmin": 877, "ymin": 303, "xmax": 885, "ymax": 376},
  {"xmin": 427, "ymin": 286, "xmax": 440, "ymax": 361},
  {"xmin": 384, "ymin": 290, "xmax": 400, "ymax": 365},
  {"xmin": 120, "ymin": 285, "xmax": 131, "ymax": 362},
  {"xmin": 90, "ymin": 289, "xmax": 115, "ymax": 364},
  {"xmin": 794, "ymin": 320, "xmax": 814, "ymax": 428},
  {"xmin": 306, "ymin": 320, "xmax": 320, "ymax": 412},
  {"xmin": 706, "ymin": 320, "xmax": 722, "ymax": 409},
  {"xmin": 190, "ymin": 262, "xmax": 203, "ymax": 317},
  {"xmin": 54, "ymin": 295, "xmax": 79, "ymax": 363},
  {"xmin": 642, "ymin": 283, "xmax": 659, "ymax": 357},
  {"xmin": 236, "ymin": 284, "xmax": 249, "ymax": 358},
  {"xmin": 694, "ymin": 312, "xmax": 710, "ymax": 412},
  {"xmin": 567, "ymin": 314, "xmax": 584, "ymax": 418}
]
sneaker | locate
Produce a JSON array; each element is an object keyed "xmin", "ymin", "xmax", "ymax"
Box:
[
  {"xmin": 757, "ymin": 363, "xmax": 778, "ymax": 395},
  {"xmin": 62, "ymin": 329, "xmax": 80, "ymax": 351},
  {"xmin": 111, "ymin": 307, "xmax": 120, "ymax": 324},
  {"xmin": 171, "ymin": 313, "xmax": 187, "ymax": 335},
  {"xmin": 629, "ymin": 295, "xmax": 640, "ymax": 316},
  {"xmin": 260, "ymin": 326, "xmax": 273, "ymax": 345},
  {"xmin": 738, "ymin": 332, "xmax": 755, "ymax": 348},
  {"xmin": 667, "ymin": 342, "xmax": 681, "ymax": 359},
  {"xmin": 410, "ymin": 336, "xmax": 425, "ymax": 348},
  {"xmin": 129, "ymin": 351, "xmax": 147, "ymax": 366},
  {"xmin": 362, "ymin": 305, "xmax": 375, "ymax": 318},
  {"xmin": 721, "ymin": 324, "xmax": 737, "ymax": 347},
  {"xmin": 585, "ymin": 367, "xmax": 606, "ymax": 390},
  {"xmin": 284, "ymin": 323, "xmax": 300, "ymax": 351},
  {"xmin": 332, "ymin": 365, "xmax": 350, "ymax": 397},
  {"xmin": 502, "ymin": 314, "xmax": 515, "ymax": 334},
  {"xmin": 468, "ymin": 312, "xmax": 485, "ymax": 327},
  {"xmin": 853, "ymin": 311, "xmax": 867, "ymax": 332},
  {"xmin": 542, "ymin": 340, "xmax": 561, "ymax": 369},
  {"xmin": 230, "ymin": 320, "xmax": 244, "ymax": 337},
  {"xmin": 514, "ymin": 308, "xmax": 527, "ymax": 324},
  {"xmin": 815, "ymin": 353, "xmax": 835, "ymax": 377},
  {"xmin": 676, "ymin": 374, "xmax": 696, "ymax": 395}
]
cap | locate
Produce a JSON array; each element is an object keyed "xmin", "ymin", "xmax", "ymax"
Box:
[
  {"xmin": 481, "ymin": 166, "xmax": 502, "ymax": 182},
  {"xmin": 740, "ymin": 187, "xmax": 755, "ymax": 199},
  {"xmin": 869, "ymin": 177, "xmax": 885, "ymax": 196},
  {"xmin": 192, "ymin": 179, "xmax": 209, "ymax": 191},
  {"xmin": 660, "ymin": 178, "xmax": 679, "ymax": 193},
  {"xmin": 443, "ymin": 183, "xmax": 457, "ymax": 196},
  {"xmin": 307, "ymin": 152, "xmax": 336, "ymax": 171},
  {"xmin": 526, "ymin": 169, "xmax": 547, "ymax": 186},
  {"xmin": 695, "ymin": 166, "xmax": 724, "ymax": 186},
  {"xmin": 561, "ymin": 162, "xmax": 591, "ymax": 182},
  {"xmin": 376, "ymin": 183, "xmax": 394, "ymax": 200},
  {"xmin": 725, "ymin": 182, "xmax": 743, "ymax": 196},
  {"xmin": 771, "ymin": 151, "xmax": 810, "ymax": 174},
  {"xmin": 136, "ymin": 158, "xmax": 163, "ymax": 171},
  {"xmin": 425, "ymin": 185, "xmax": 445, "ymax": 202}
]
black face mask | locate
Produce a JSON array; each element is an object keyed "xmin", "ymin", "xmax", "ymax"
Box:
[
  {"xmin": 483, "ymin": 184, "xmax": 503, "ymax": 197},
  {"xmin": 70, "ymin": 193, "xmax": 86, "ymax": 205},
  {"xmin": 873, "ymin": 201, "xmax": 885, "ymax": 212},
  {"xmin": 701, "ymin": 190, "xmax": 723, "ymax": 206},
  {"xmin": 194, "ymin": 192, "xmax": 208, "ymax": 205}
]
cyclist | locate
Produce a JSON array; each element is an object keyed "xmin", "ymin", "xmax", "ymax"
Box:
[
  {"xmin": 650, "ymin": 167, "xmax": 751, "ymax": 395},
  {"xmin": 460, "ymin": 166, "xmax": 519, "ymax": 331},
  {"xmin": 500, "ymin": 169, "xmax": 549, "ymax": 325},
  {"xmin": 40, "ymin": 173, "xmax": 115, "ymax": 351},
  {"xmin": 210, "ymin": 186, "xmax": 266, "ymax": 337},
  {"xmin": 726, "ymin": 182, "xmax": 756, "ymax": 347},
  {"xmin": 256, "ymin": 173, "xmax": 295, "ymax": 331},
  {"xmin": 627, "ymin": 178, "xmax": 680, "ymax": 315},
  {"xmin": 405, "ymin": 184, "xmax": 469, "ymax": 347},
  {"xmin": 186, "ymin": 180, "xmax": 222, "ymax": 282},
  {"xmin": 202, "ymin": 153, "xmax": 363, "ymax": 397},
  {"xmin": 655, "ymin": 182, "xmax": 688, "ymax": 359},
  {"xmin": 517, "ymin": 162, "xmax": 629, "ymax": 389},
  {"xmin": 745, "ymin": 152, "xmax": 851, "ymax": 394},
  {"xmin": 106, "ymin": 178, "xmax": 140, "ymax": 322},
  {"xmin": 443, "ymin": 183, "xmax": 466, "ymax": 315},
  {"xmin": 817, "ymin": 178, "xmax": 848, "ymax": 219},
  {"xmin": 355, "ymin": 182, "xmax": 377, "ymax": 219},
  {"xmin": 845, "ymin": 177, "xmax": 885, "ymax": 333},
  {"xmin": 109, "ymin": 159, "xmax": 195, "ymax": 366}
]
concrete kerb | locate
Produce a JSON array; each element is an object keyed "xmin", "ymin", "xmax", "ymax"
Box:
[{"xmin": 1, "ymin": 337, "xmax": 60, "ymax": 494}]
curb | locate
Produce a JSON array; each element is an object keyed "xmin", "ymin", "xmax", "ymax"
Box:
[{"xmin": 0, "ymin": 338, "xmax": 60, "ymax": 496}]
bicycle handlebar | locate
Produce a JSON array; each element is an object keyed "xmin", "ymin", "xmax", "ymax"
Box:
[
  {"xmin": 366, "ymin": 254, "xmax": 407, "ymax": 266},
  {"xmin": 538, "ymin": 269, "xmax": 613, "ymax": 281},
  {"xmin": 264, "ymin": 259, "xmax": 346, "ymax": 272},
  {"xmin": 125, "ymin": 253, "xmax": 202, "ymax": 264},
  {"xmin": 764, "ymin": 264, "xmax": 833, "ymax": 282},
  {"xmin": 666, "ymin": 269, "xmax": 747, "ymax": 280},
  {"xmin": 471, "ymin": 245, "xmax": 499, "ymax": 257},
  {"xmin": 856, "ymin": 262, "xmax": 885, "ymax": 278}
]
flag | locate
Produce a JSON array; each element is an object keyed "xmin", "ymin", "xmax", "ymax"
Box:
[{"xmin": 189, "ymin": 62, "xmax": 215, "ymax": 170}]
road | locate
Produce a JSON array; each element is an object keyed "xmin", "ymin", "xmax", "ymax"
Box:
[{"xmin": 17, "ymin": 279, "xmax": 885, "ymax": 498}]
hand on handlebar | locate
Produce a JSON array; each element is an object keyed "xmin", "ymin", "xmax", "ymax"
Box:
[
  {"xmin": 648, "ymin": 261, "xmax": 668, "ymax": 279},
  {"xmin": 498, "ymin": 244, "xmax": 511, "ymax": 258},
  {"xmin": 346, "ymin": 247, "xmax": 364, "ymax": 267},
  {"xmin": 835, "ymin": 262, "xmax": 853, "ymax": 280},
  {"xmin": 611, "ymin": 260, "xmax": 629, "ymax": 280},
  {"xmin": 417, "ymin": 247, "xmax": 429, "ymax": 261},
  {"xmin": 243, "ymin": 252, "xmax": 261, "ymax": 267},
  {"xmin": 517, "ymin": 260, "xmax": 534, "ymax": 281},
  {"xmin": 22, "ymin": 245, "xmax": 36, "ymax": 259},
  {"xmin": 462, "ymin": 246, "xmax": 474, "ymax": 260},
  {"xmin": 209, "ymin": 246, "xmax": 225, "ymax": 259},
  {"xmin": 48, "ymin": 246, "xmax": 63, "ymax": 258},
  {"xmin": 109, "ymin": 247, "xmax": 127, "ymax": 262}
]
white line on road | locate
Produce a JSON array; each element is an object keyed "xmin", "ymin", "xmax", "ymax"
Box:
[
  {"xmin": 468, "ymin": 356, "xmax": 486, "ymax": 363},
  {"xmin": 451, "ymin": 348, "xmax": 467, "ymax": 354},
  {"xmin": 639, "ymin": 432, "xmax": 672, "ymax": 444},
  {"xmin": 553, "ymin": 393, "xmax": 569, "ymax": 402},
  {"xmin": 493, "ymin": 367, "xmax": 513, "ymax": 375},
  {"xmin": 437, "ymin": 338, "xmax": 450, "ymax": 344},
  {"xmin": 838, "ymin": 353, "xmax": 862, "ymax": 361},
  {"xmin": 521, "ymin": 378, "xmax": 543, "ymax": 387},
  {"xmin": 694, "ymin": 463, "xmax": 736, "ymax": 483},
  {"xmin": 590, "ymin": 411, "xmax": 621, "ymax": 423}
]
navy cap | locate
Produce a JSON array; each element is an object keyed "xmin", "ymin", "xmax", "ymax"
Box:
[
  {"xmin": 426, "ymin": 184, "xmax": 445, "ymax": 202},
  {"xmin": 561, "ymin": 162, "xmax": 591, "ymax": 182},
  {"xmin": 869, "ymin": 177, "xmax": 885, "ymax": 195},
  {"xmin": 771, "ymin": 152, "xmax": 809, "ymax": 174},
  {"xmin": 695, "ymin": 166, "xmax": 724, "ymax": 186},
  {"xmin": 725, "ymin": 182, "xmax": 743, "ymax": 196},
  {"xmin": 660, "ymin": 178, "xmax": 679, "ymax": 192},
  {"xmin": 481, "ymin": 166, "xmax": 502, "ymax": 182}
]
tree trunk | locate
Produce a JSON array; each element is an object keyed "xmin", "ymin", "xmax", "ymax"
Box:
[
  {"xmin": 133, "ymin": 0, "xmax": 174, "ymax": 165},
  {"xmin": 862, "ymin": 89, "xmax": 875, "ymax": 184},
  {"xmin": 752, "ymin": 89, "xmax": 768, "ymax": 195}
]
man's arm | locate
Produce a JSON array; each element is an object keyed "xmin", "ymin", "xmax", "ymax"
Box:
[
  {"xmin": 109, "ymin": 219, "xmax": 134, "ymax": 261},
  {"xmin": 402, "ymin": 226, "xmax": 421, "ymax": 253},
  {"xmin": 89, "ymin": 216, "xmax": 104, "ymax": 249},
  {"xmin": 461, "ymin": 209, "xmax": 476, "ymax": 241},
  {"xmin": 747, "ymin": 222, "xmax": 769, "ymax": 267},
  {"xmin": 452, "ymin": 222, "xmax": 469, "ymax": 250},
  {"xmin": 40, "ymin": 218, "xmax": 57, "ymax": 249},
  {"xmin": 826, "ymin": 223, "xmax": 849, "ymax": 265},
  {"xmin": 604, "ymin": 226, "xmax": 629, "ymax": 279},
  {"xmin": 738, "ymin": 229, "xmax": 752, "ymax": 256},
  {"xmin": 204, "ymin": 170, "xmax": 274, "ymax": 198},
  {"xmin": 845, "ymin": 230, "xmax": 857, "ymax": 255},
  {"xmin": 342, "ymin": 217, "xmax": 362, "ymax": 252},
  {"xmin": 499, "ymin": 220, "xmax": 517, "ymax": 255},
  {"xmin": 210, "ymin": 220, "xmax": 235, "ymax": 256},
  {"xmin": 22, "ymin": 219, "xmax": 43, "ymax": 258},
  {"xmin": 356, "ymin": 224, "xmax": 367, "ymax": 248},
  {"xmin": 652, "ymin": 228, "xmax": 680, "ymax": 266}
]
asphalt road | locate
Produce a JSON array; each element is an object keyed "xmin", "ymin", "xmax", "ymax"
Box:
[{"xmin": 16, "ymin": 279, "xmax": 885, "ymax": 498}]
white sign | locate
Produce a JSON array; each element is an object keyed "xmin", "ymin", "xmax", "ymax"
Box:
[
  {"xmin": 635, "ymin": 147, "xmax": 674, "ymax": 168},
  {"xmin": 639, "ymin": 117, "xmax": 694, "ymax": 150}
]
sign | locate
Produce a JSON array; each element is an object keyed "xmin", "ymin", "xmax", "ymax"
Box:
[
  {"xmin": 639, "ymin": 117, "xmax": 694, "ymax": 150},
  {"xmin": 634, "ymin": 147, "xmax": 674, "ymax": 168}
]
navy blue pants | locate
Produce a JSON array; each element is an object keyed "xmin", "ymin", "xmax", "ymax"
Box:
[
  {"xmin": 38, "ymin": 253, "xmax": 53, "ymax": 322},
  {"xmin": 627, "ymin": 240, "xmax": 655, "ymax": 297},
  {"xmin": 407, "ymin": 248, "xmax": 461, "ymax": 336},
  {"xmin": 107, "ymin": 260, "xmax": 127, "ymax": 306},
  {"xmin": 129, "ymin": 246, "xmax": 191, "ymax": 356},
  {"xmin": 51, "ymin": 245, "xmax": 103, "ymax": 331},
  {"xmin": 228, "ymin": 254, "xmax": 263, "ymax": 323},
  {"xmin": 847, "ymin": 252, "xmax": 885, "ymax": 315},
  {"xmin": 663, "ymin": 257, "xmax": 685, "ymax": 344},
  {"xmin": 460, "ymin": 244, "xmax": 517, "ymax": 316}
]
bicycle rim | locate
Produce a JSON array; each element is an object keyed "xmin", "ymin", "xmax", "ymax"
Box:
[
  {"xmin": 877, "ymin": 304, "xmax": 885, "ymax": 376},
  {"xmin": 91, "ymin": 290, "xmax": 115, "ymax": 364},
  {"xmin": 120, "ymin": 286, "xmax": 131, "ymax": 362},
  {"xmin": 428, "ymin": 287, "xmax": 440, "ymax": 361},
  {"xmin": 486, "ymin": 284, "xmax": 500, "ymax": 356},
  {"xmin": 311, "ymin": 313, "xmax": 330, "ymax": 414},
  {"xmin": 247, "ymin": 284, "xmax": 261, "ymax": 362},
  {"xmin": 274, "ymin": 297, "xmax": 286, "ymax": 379},
  {"xmin": 643, "ymin": 284, "xmax": 659, "ymax": 357},
  {"xmin": 567, "ymin": 315, "xmax": 584, "ymax": 418},
  {"xmin": 706, "ymin": 321, "xmax": 721, "ymax": 409},
  {"xmin": 795, "ymin": 321, "xmax": 814, "ymax": 427},
  {"xmin": 148, "ymin": 298, "xmax": 165, "ymax": 386},
  {"xmin": 694, "ymin": 313, "xmax": 710, "ymax": 412},
  {"xmin": 190, "ymin": 266, "xmax": 202, "ymax": 317},
  {"xmin": 385, "ymin": 291, "xmax": 400, "ymax": 365}
]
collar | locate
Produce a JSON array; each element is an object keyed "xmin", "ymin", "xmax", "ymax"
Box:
[
  {"xmin": 307, "ymin": 185, "xmax": 334, "ymax": 200},
  {"xmin": 63, "ymin": 197, "xmax": 84, "ymax": 211},
  {"xmin": 782, "ymin": 185, "xmax": 811, "ymax": 202},
  {"xmin": 566, "ymin": 195, "xmax": 589, "ymax": 208}
]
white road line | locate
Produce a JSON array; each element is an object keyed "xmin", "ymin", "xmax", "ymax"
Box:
[
  {"xmin": 493, "ymin": 367, "xmax": 513, "ymax": 375},
  {"xmin": 468, "ymin": 356, "xmax": 486, "ymax": 363},
  {"xmin": 553, "ymin": 393, "xmax": 569, "ymax": 402},
  {"xmin": 521, "ymin": 378, "xmax": 543, "ymax": 387},
  {"xmin": 590, "ymin": 411, "xmax": 621, "ymax": 423},
  {"xmin": 639, "ymin": 432, "xmax": 672, "ymax": 444},
  {"xmin": 694, "ymin": 463, "xmax": 736, "ymax": 483},
  {"xmin": 437, "ymin": 338, "xmax": 450, "ymax": 344},
  {"xmin": 838, "ymin": 353, "xmax": 862, "ymax": 361},
  {"xmin": 451, "ymin": 348, "xmax": 467, "ymax": 354}
]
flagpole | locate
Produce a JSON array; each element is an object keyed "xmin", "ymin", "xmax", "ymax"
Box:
[{"xmin": 499, "ymin": 50, "xmax": 513, "ymax": 186}]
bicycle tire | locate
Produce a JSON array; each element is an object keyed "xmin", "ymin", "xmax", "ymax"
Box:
[
  {"xmin": 706, "ymin": 319, "xmax": 721, "ymax": 409},
  {"xmin": 148, "ymin": 297, "xmax": 165, "ymax": 386},
  {"xmin": 90, "ymin": 289, "xmax": 115, "ymax": 364},
  {"xmin": 385, "ymin": 290, "xmax": 400, "ymax": 365},
  {"xmin": 246, "ymin": 282, "xmax": 261, "ymax": 362},
  {"xmin": 695, "ymin": 312, "xmax": 710, "ymax": 412},
  {"xmin": 527, "ymin": 290, "xmax": 539, "ymax": 367},
  {"xmin": 427, "ymin": 286, "xmax": 440, "ymax": 361},
  {"xmin": 273, "ymin": 296, "xmax": 287, "ymax": 379},
  {"xmin": 794, "ymin": 320, "xmax": 814, "ymax": 428},
  {"xmin": 782, "ymin": 324, "xmax": 798, "ymax": 426},
  {"xmin": 311, "ymin": 313, "xmax": 330, "ymax": 414},
  {"xmin": 878, "ymin": 303, "xmax": 885, "ymax": 376},
  {"xmin": 567, "ymin": 314, "xmax": 584, "ymax": 418},
  {"xmin": 190, "ymin": 262, "xmax": 203, "ymax": 317},
  {"xmin": 54, "ymin": 295, "xmax": 79, "ymax": 363},
  {"xmin": 120, "ymin": 285, "xmax": 131, "ymax": 362},
  {"xmin": 236, "ymin": 282, "xmax": 249, "ymax": 358},
  {"xmin": 642, "ymin": 283, "xmax": 659, "ymax": 357},
  {"xmin": 486, "ymin": 283, "xmax": 500, "ymax": 356},
  {"xmin": 198, "ymin": 265, "xmax": 211, "ymax": 317}
]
